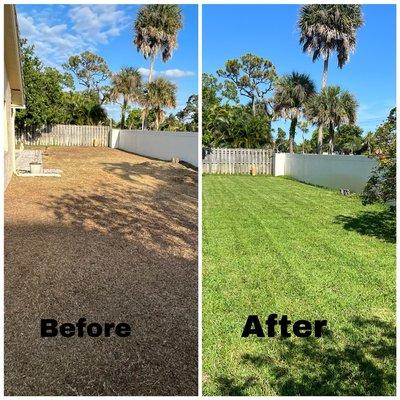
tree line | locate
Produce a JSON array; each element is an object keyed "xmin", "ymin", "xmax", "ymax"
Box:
[
  {"xmin": 203, "ymin": 4, "xmax": 392, "ymax": 157},
  {"xmin": 16, "ymin": 5, "xmax": 198, "ymax": 133}
]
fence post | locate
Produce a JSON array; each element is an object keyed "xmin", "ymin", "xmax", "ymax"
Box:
[
  {"xmin": 108, "ymin": 119, "xmax": 113, "ymax": 148},
  {"xmin": 273, "ymin": 153, "xmax": 286, "ymax": 176}
]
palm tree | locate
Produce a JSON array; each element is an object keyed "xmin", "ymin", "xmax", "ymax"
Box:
[
  {"xmin": 305, "ymin": 86, "xmax": 357, "ymax": 154},
  {"xmin": 363, "ymin": 131, "xmax": 376, "ymax": 156},
  {"xmin": 274, "ymin": 72, "xmax": 316, "ymax": 153},
  {"xmin": 298, "ymin": 4, "xmax": 363, "ymax": 152},
  {"xmin": 298, "ymin": 120, "xmax": 309, "ymax": 154},
  {"xmin": 141, "ymin": 77, "xmax": 177, "ymax": 130},
  {"xmin": 134, "ymin": 5, "xmax": 183, "ymax": 83},
  {"xmin": 109, "ymin": 67, "xmax": 142, "ymax": 129}
]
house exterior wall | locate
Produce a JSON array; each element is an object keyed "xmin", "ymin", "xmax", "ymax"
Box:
[
  {"xmin": 111, "ymin": 129, "xmax": 199, "ymax": 167},
  {"xmin": 4, "ymin": 4, "xmax": 25, "ymax": 191},
  {"xmin": 4, "ymin": 66, "xmax": 15, "ymax": 190}
]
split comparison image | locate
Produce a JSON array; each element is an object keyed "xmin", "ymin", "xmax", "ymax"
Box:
[{"xmin": 3, "ymin": 2, "xmax": 397, "ymax": 397}]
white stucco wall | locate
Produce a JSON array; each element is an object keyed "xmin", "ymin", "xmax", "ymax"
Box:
[
  {"xmin": 274, "ymin": 153, "xmax": 377, "ymax": 193},
  {"xmin": 112, "ymin": 130, "xmax": 198, "ymax": 167}
]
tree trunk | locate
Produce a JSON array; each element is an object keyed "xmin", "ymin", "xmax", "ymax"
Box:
[
  {"xmin": 322, "ymin": 52, "xmax": 329, "ymax": 89},
  {"xmin": 148, "ymin": 55, "xmax": 155, "ymax": 83},
  {"xmin": 317, "ymin": 127, "xmax": 323, "ymax": 154},
  {"xmin": 120, "ymin": 99, "xmax": 127, "ymax": 130},
  {"xmin": 141, "ymin": 108, "xmax": 147, "ymax": 130},
  {"xmin": 302, "ymin": 132, "xmax": 305, "ymax": 154},
  {"xmin": 266, "ymin": 118, "xmax": 272, "ymax": 146},
  {"xmin": 142, "ymin": 55, "xmax": 156, "ymax": 130},
  {"xmin": 289, "ymin": 117, "xmax": 297, "ymax": 154},
  {"xmin": 317, "ymin": 52, "xmax": 330, "ymax": 154},
  {"xmin": 328, "ymin": 137, "xmax": 332, "ymax": 154},
  {"xmin": 328, "ymin": 122, "xmax": 334, "ymax": 154},
  {"xmin": 251, "ymin": 98, "xmax": 256, "ymax": 116},
  {"xmin": 141, "ymin": 115, "xmax": 145, "ymax": 130}
]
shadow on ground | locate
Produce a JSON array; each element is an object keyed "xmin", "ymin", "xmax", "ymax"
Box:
[
  {"xmin": 216, "ymin": 316, "xmax": 395, "ymax": 395},
  {"xmin": 334, "ymin": 209, "xmax": 396, "ymax": 243},
  {"xmin": 5, "ymin": 151, "xmax": 198, "ymax": 396}
]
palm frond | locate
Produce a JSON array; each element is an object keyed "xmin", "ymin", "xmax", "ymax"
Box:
[
  {"xmin": 133, "ymin": 5, "xmax": 183, "ymax": 62},
  {"xmin": 298, "ymin": 4, "xmax": 363, "ymax": 68}
]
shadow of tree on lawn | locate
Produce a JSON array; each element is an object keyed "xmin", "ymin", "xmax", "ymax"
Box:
[
  {"xmin": 334, "ymin": 209, "xmax": 396, "ymax": 243},
  {"xmin": 101, "ymin": 160, "xmax": 196, "ymax": 189},
  {"xmin": 235, "ymin": 316, "xmax": 396, "ymax": 396},
  {"xmin": 46, "ymin": 160, "xmax": 197, "ymax": 256},
  {"xmin": 216, "ymin": 376, "xmax": 258, "ymax": 396}
]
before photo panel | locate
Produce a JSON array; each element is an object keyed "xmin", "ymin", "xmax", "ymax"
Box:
[{"xmin": 4, "ymin": 3, "xmax": 199, "ymax": 395}]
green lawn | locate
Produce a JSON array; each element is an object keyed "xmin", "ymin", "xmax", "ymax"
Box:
[{"xmin": 202, "ymin": 175, "xmax": 395, "ymax": 396}]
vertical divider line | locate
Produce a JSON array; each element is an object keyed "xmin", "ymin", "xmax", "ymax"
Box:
[{"xmin": 197, "ymin": 2, "xmax": 203, "ymax": 397}]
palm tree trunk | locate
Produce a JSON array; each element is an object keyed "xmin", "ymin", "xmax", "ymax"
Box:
[
  {"xmin": 289, "ymin": 117, "xmax": 297, "ymax": 153},
  {"xmin": 317, "ymin": 52, "xmax": 330, "ymax": 154},
  {"xmin": 121, "ymin": 99, "xmax": 127, "ymax": 129},
  {"xmin": 317, "ymin": 127, "xmax": 324, "ymax": 154},
  {"xmin": 328, "ymin": 122, "xmax": 334, "ymax": 154},
  {"xmin": 149, "ymin": 55, "xmax": 155, "ymax": 83},
  {"xmin": 155, "ymin": 111, "xmax": 160, "ymax": 131},
  {"xmin": 322, "ymin": 52, "xmax": 329, "ymax": 89},
  {"xmin": 302, "ymin": 132, "xmax": 305, "ymax": 154},
  {"xmin": 143, "ymin": 55, "xmax": 156, "ymax": 130},
  {"xmin": 141, "ymin": 108, "xmax": 147, "ymax": 130},
  {"xmin": 328, "ymin": 137, "xmax": 333, "ymax": 154}
]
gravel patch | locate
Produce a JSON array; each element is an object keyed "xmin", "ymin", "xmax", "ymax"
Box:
[{"xmin": 15, "ymin": 149, "xmax": 43, "ymax": 172}]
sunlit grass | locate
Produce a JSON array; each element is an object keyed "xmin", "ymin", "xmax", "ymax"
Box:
[{"xmin": 203, "ymin": 175, "xmax": 395, "ymax": 395}]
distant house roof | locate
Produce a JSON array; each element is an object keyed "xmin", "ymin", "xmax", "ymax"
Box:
[{"xmin": 4, "ymin": 4, "xmax": 25, "ymax": 107}]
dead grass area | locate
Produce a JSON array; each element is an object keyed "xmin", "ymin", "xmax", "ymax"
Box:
[{"xmin": 4, "ymin": 147, "xmax": 198, "ymax": 395}]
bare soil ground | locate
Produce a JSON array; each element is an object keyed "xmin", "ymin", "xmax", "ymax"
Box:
[{"xmin": 4, "ymin": 147, "xmax": 198, "ymax": 395}]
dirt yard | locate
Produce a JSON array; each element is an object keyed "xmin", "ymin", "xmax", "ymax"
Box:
[{"xmin": 4, "ymin": 147, "xmax": 198, "ymax": 395}]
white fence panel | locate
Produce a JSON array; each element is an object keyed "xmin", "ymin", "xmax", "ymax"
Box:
[
  {"xmin": 275, "ymin": 153, "xmax": 377, "ymax": 193},
  {"xmin": 17, "ymin": 124, "xmax": 110, "ymax": 147},
  {"xmin": 112, "ymin": 129, "xmax": 198, "ymax": 167},
  {"xmin": 202, "ymin": 148, "xmax": 273, "ymax": 175}
]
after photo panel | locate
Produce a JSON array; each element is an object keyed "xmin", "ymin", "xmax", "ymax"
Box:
[{"xmin": 202, "ymin": 3, "xmax": 396, "ymax": 396}]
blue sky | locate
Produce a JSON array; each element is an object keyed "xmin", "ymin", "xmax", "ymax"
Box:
[
  {"xmin": 203, "ymin": 4, "xmax": 396, "ymax": 141},
  {"xmin": 16, "ymin": 4, "xmax": 198, "ymax": 120}
]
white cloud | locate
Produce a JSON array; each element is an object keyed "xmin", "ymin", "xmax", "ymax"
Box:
[
  {"xmin": 18, "ymin": 13, "xmax": 87, "ymax": 67},
  {"xmin": 17, "ymin": 5, "xmax": 129, "ymax": 69},
  {"xmin": 138, "ymin": 67, "xmax": 195, "ymax": 79},
  {"xmin": 138, "ymin": 67, "xmax": 151, "ymax": 77},
  {"xmin": 68, "ymin": 5, "xmax": 130, "ymax": 46},
  {"xmin": 163, "ymin": 69, "xmax": 195, "ymax": 78}
]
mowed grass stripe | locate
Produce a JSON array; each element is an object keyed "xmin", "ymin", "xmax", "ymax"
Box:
[
  {"xmin": 205, "ymin": 176, "xmax": 393, "ymax": 315},
  {"xmin": 203, "ymin": 175, "xmax": 395, "ymax": 396}
]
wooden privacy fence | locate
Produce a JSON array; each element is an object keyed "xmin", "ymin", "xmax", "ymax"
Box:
[
  {"xmin": 16, "ymin": 124, "xmax": 110, "ymax": 147},
  {"xmin": 203, "ymin": 147, "xmax": 273, "ymax": 175}
]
